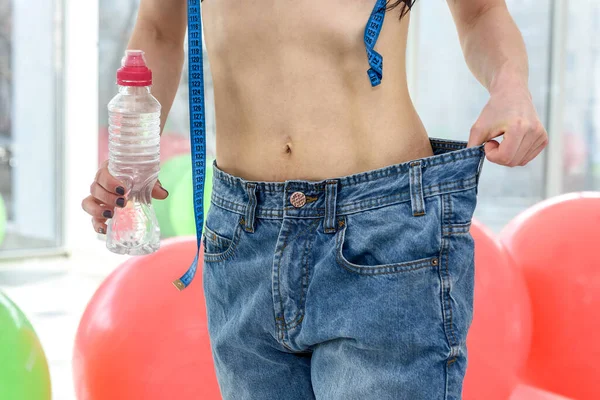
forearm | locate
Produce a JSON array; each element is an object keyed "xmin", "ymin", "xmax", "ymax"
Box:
[
  {"xmin": 456, "ymin": 5, "xmax": 529, "ymax": 95},
  {"xmin": 127, "ymin": 21, "xmax": 185, "ymax": 133}
]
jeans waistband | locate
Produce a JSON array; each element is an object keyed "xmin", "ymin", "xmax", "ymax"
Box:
[{"xmin": 210, "ymin": 138, "xmax": 485, "ymax": 226}]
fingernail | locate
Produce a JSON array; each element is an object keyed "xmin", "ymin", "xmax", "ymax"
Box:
[
  {"xmin": 116, "ymin": 198, "xmax": 125, "ymax": 207},
  {"xmin": 116, "ymin": 186, "xmax": 125, "ymax": 196},
  {"xmin": 157, "ymin": 180, "xmax": 169, "ymax": 196},
  {"xmin": 103, "ymin": 210, "xmax": 113, "ymax": 218},
  {"xmin": 98, "ymin": 228, "xmax": 105, "ymax": 234}
]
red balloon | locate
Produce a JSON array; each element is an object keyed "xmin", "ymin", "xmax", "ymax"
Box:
[
  {"xmin": 510, "ymin": 384, "xmax": 574, "ymax": 400},
  {"xmin": 499, "ymin": 193, "xmax": 600, "ymax": 400},
  {"xmin": 73, "ymin": 237, "xmax": 220, "ymax": 400},
  {"xmin": 160, "ymin": 133, "xmax": 190, "ymax": 163},
  {"xmin": 463, "ymin": 219, "xmax": 532, "ymax": 400}
]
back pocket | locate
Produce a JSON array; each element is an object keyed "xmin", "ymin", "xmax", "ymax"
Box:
[{"xmin": 335, "ymin": 198, "xmax": 442, "ymax": 275}]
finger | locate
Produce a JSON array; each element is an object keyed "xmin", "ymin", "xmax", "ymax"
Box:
[
  {"xmin": 484, "ymin": 139, "xmax": 500, "ymax": 155},
  {"xmin": 519, "ymin": 135, "xmax": 549, "ymax": 166},
  {"xmin": 96, "ymin": 165, "xmax": 127, "ymax": 196},
  {"xmin": 90, "ymin": 182, "xmax": 127, "ymax": 208},
  {"xmin": 467, "ymin": 122, "xmax": 490, "ymax": 148},
  {"xmin": 151, "ymin": 179, "xmax": 169, "ymax": 200},
  {"xmin": 94, "ymin": 160, "xmax": 108, "ymax": 181},
  {"xmin": 92, "ymin": 217, "xmax": 108, "ymax": 235},
  {"xmin": 509, "ymin": 127, "xmax": 539, "ymax": 166},
  {"xmin": 94, "ymin": 161, "xmax": 114, "ymax": 189},
  {"xmin": 82, "ymin": 195, "xmax": 115, "ymax": 219},
  {"xmin": 485, "ymin": 130, "xmax": 524, "ymax": 166}
]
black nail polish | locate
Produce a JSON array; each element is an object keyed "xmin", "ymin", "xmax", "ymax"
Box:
[
  {"xmin": 116, "ymin": 186, "xmax": 125, "ymax": 196},
  {"xmin": 98, "ymin": 228, "xmax": 105, "ymax": 234},
  {"xmin": 116, "ymin": 198, "xmax": 125, "ymax": 207},
  {"xmin": 103, "ymin": 210, "xmax": 113, "ymax": 218}
]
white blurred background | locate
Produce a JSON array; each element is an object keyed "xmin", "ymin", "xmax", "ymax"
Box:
[{"xmin": 0, "ymin": 0, "xmax": 599, "ymax": 398}]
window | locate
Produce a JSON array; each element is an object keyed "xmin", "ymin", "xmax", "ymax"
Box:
[
  {"xmin": 0, "ymin": 0, "xmax": 64, "ymax": 255},
  {"xmin": 562, "ymin": 1, "xmax": 600, "ymax": 192}
]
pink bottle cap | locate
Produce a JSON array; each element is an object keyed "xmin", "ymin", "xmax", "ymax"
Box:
[{"xmin": 116, "ymin": 50, "xmax": 152, "ymax": 86}]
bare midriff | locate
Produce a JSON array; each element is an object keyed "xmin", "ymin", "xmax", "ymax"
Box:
[{"xmin": 202, "ymin": 0, "xmax": 433, "ymax": 182}]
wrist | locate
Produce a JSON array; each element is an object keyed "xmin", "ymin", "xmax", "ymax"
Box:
[{"xmin": 489, "ymin": 63, "xmax": 531, "ymax": 98}]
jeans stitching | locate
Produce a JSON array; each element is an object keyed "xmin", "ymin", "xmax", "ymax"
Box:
[
  {"xmin": 334, "ymin": 178, "xmax": 474, "ymax": 217},
  {"xmin": 410, "ymin": 164, "xmax": 417, "ymax": 215},
  {"xmin": 300, "ymin": 222, "xmax": 317, "ymax": 312},
  {"xmin": 284, "ymin": 219, "xmax": 320, "ymax": 331},
  {"xmin": 212, "ymin": 177, "xmax": 479, "ymax": 219},
  {"xmin": 335, "ymin": 149, "xmax": 483, "ymax": 186},
  {"xmin": 203, "ymin": 217, "xmax": 244, "ymax": 262},
  {"xmin": 282, "ymin": 234, "xmax": 308, "ymax": 332},
  {"xmin": 439, "ymin": 195, "xmax": 459, "ymax": 365},
  {"xmin": 203, "ymin": 225, "xmax": 230, "ymax": 251},
  {"xmin": 275, "ymin": 226, "xmax": 292, "ymax": 342},
  {"xmin": 244, "ymin": 184, "xmax": 257, "ymax": 233},
  {"xmin": 444, "ymin": 238, "xmax": 458, "ymax": 358},
  {"xmin": 418, "ymin": 163, "xmax": 423, "ymax": 213},
  {"xmin": 212, "ymin": 194, "xmax": 247, "ymax": 213},
  {"xmin": 443, "ymin": 223, "xmax": 472, "ymax": 236},
  {"xmin": 337, "ymin": 177, "xmax": 477, "ymax": 214},
  {"xmin": 437, "ymin": 245, "xmax": 451, "ymax": 357},
  {"xmin": 335, "ymin": 219, "xmax": 438, "ymax": 275},
  {"xmin": 416, "ymin": 163, "xmax": 424, "ymax": 214},
  {"xmin": 213, "ymin": 175, "xmax": 481, "ymax": 232},
  {"xmin": 278, "ymin": 220, "xmax": 322, "ymax": 337},
  {"xmin": 324, "ymin": 181, "xmax": 337, "ymax": 232},
  {"xmin": 448, "ymin": 192, "xmax": 454, "ymax": 222}
]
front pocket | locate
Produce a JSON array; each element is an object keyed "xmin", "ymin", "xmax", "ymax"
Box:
[
  {"xmin": 203, "ymin": 222, "xmax": 242, "ymax": 262},
  {"xmin": 334, "ymin": 200, "xmax": 442, "ymax": 275},
  {"xmin": 203, "ymin": 224, "xmax": 233, "ymax": 255},
  {"xmin": 202, "ymin": 206, "xmax": 244, "ymax": 263}
]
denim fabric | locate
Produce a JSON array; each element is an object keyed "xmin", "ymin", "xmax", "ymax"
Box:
[{"xmin": 202, "ymin": 138, "xmax": 486, "ymax": 400}]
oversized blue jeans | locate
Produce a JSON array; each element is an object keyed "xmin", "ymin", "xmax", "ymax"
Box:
[{"xmin": 202, "ymin": 138, "xmax": 486, "ymax": 400}]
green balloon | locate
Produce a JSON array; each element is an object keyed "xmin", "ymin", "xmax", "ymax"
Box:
[
  {"xmin": 0, "ymin": 291, "xmax": 51, "ymax": 400},
  {"xmin": 153, "ymin": 155, "xmax": 191, "ymax": 238},
  {"xmin": 0, "ymin": 194, "xmax": 6, "ymax": 246},
  {"xmin": 152, "ymin": 155, "xmax": 214, "ymax": 238},
  {"xmin": 170, "ymin": 159, "xmax": 213, "ymax": 237}
]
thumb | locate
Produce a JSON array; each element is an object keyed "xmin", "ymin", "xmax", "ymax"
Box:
[
  {"xmin": 152, "ymin": 179, "xmax": 169, "ymax": 200},
  {"xmin": 467, "ymin": 121, "xmax": 489, "ymax": 148}
]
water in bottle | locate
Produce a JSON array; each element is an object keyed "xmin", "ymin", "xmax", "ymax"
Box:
[{"xmin": 106, "ymin": 50, "xmax": 161, "ymax": 255}]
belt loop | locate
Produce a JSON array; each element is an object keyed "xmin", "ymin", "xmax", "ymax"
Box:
[
  {"xmin": 323, "ymin": 180, "xmax": 339, "ymax": 234},
  {"xmin": 409, "ymin": 161, "xmax": 426, "ymax": 217},
  {"xmin": 244, "ymin": 183, "xmax": 257, "ymax": 233}
]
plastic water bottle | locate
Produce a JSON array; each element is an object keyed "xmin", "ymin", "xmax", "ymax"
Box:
[{"xmin": 106, "ymin": 50, "xmax": 161, "ymax": 255}]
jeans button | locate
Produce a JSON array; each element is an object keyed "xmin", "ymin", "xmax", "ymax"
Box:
[{"xmin": 290, "ymin": 191, "xmax": 306, "ymax": 208}]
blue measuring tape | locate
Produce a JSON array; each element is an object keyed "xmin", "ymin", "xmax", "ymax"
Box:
[
  {"xmin": 365, "ymin": 0, "xmax": 387, "ymax": 87},
  {"xmin": 173, "ymin": 0, "xmax": 385, "ymax": 290},
  {"xmin": 172, "ymin": 0, "xmax": 206, "ymax": 290}
]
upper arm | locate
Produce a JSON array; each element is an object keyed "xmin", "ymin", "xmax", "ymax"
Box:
[
  {"xmin": 446, "ymin": 0, "xmax": 507, "ymax": 36},
  {"xmin": 136, "ymin": 0, "xmax": 188, "ymax": 45}
]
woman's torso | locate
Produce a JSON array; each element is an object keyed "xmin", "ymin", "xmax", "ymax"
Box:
[{"xmin": 202, "ymin": 0, "xmax": 432, "ymax": 181}]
